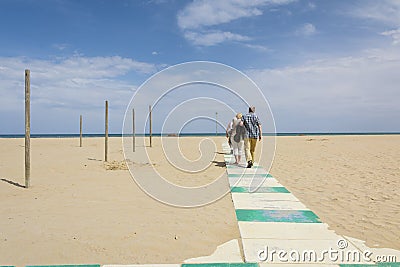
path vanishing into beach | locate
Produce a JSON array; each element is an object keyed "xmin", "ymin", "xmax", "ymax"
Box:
[{"xmin": 217, "ymin": 141, "xmax": 400, "ymax": 265}]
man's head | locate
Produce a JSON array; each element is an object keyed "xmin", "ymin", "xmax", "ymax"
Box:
[{"xmin": 249, "ymin": 106, "xmax": 256, "ymax": 113}]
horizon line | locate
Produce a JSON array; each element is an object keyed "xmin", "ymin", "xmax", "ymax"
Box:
[{"xmin": 1, "ymin": 132, "xmax": 400, "ymax": 138}]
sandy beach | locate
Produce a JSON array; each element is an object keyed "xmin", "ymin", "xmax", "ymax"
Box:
[
  {"xmin": 269, "ymin": 135, "xmax": 400, "ymax": 251},
  {"xmin": 1, "ymin": 135, "xmax": 399, "ymax": 266},
  {"xmin": 0, "ymin": 137, "xmax": 239, "ymax": 266}
]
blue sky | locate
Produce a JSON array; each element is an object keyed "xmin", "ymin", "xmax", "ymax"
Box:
[{"xmin": 0, "ymin": 0, "xmax": 399, "ymax": 134}]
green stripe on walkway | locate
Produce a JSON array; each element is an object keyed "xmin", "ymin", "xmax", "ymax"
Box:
[
  {"xmin": 340, "ymin": 264, "xmax": 400, "ymax": 267},
  {"xmin": 182, "ymin": 264, "xmax": 258, "ymax": 267},
  {"xmin": 228, "ymin": 174, "xmax": 273, "ymax": 178},
  {"xmin": 26, "ymin": 265, "xmax": 100, "ymax": 267},
  {"xmin": 236, "ymin": 209, "xmax": 321, "ymax": 223},
  {"xmin": 231, "ymin": 186, "xmax": 289, "ymax": 193}
]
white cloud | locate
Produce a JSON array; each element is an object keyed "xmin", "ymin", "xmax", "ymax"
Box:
[
  {"xmin": 347, "ymin": 0, "xmax": 400, "ymax": 47},
  {"xmin": 244, "ymin": 43, "xmax": 271, "ymax": 52},
  {"xmin": 184, "ymin": 30, "xmax": 251, "ymax": 46},
  {"xmin": 307, "ymin": 2, "xmax": 316, "ymax": 10},
  {"xmin": 177, "ymin": 0, "xmax": 296, "ymax": 46},
  {"xmin": 381, "ymin": 28, "xmax": 400, "ymax": 45},
  {"xmin": 178, "ymin": 0, "xmax": 261, "ymax": 30},
  {"xmin": 296, "ymin": 23, "xmax": 317, "ymax": 36},
  {"xmin": 52, "ymin": 43, "xmax": 69, "ymax": 51},
  {"xmin": 0, "ymin": 56, "xmax": 157, "ymax": 133},
  {"xmin": 348, "ymin": 0, "xmax": 400, "ymax": 27},
  {"xmin": 246, "ymin": 48, "xmax": 400, "ymax": 132}
]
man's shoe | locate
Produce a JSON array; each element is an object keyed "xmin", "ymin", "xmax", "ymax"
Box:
[{"xmin": 247, "ymin": 160, "xmax": 253, "ymax": 168}]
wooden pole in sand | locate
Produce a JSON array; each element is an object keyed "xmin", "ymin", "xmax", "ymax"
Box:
[
  {"xmin": 105, "ymin": 100, "xmax": 109, "ymax": 162},
  {"xmin": 79, "ymin": 115, "xmax": 83, "ymax": 147},
  {"xmin": 132, "ymin": 108, "xmax": 135, "ymax": 152},
  {"xmin": 215, "ymin": 112, "xmax": 218, "ymax": 136},
  {"xmin": 149, "ymin": 105, "xmax": 152, "ymax": 147},
  {"xmin": 25, "ymin": 69, "xmax": 30, "ymax": 188}
]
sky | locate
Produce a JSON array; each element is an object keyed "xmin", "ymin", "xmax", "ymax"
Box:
[{"xmin": 0, "ymin": 0, "xmax": 399, "ymax": 134}]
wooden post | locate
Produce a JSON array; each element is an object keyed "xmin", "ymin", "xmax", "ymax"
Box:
[
  {"xmin": 105, "ymin": 100, "xmax": 108, "ymax": 162},
  {"xmin": 132, "ymin": 108, "xmax": 135, "ymax": 152},
  {"xmin": 79, "ymin": 115, "xmax": 83, "ymax": 147},
  {"xmin": 25, "ymin": 69, "xmax": 30, "ymax": 188},
  {"xmin": 149, "ymin": 105, "xmax": 152, "ymax": 147},
  {"xmin": 215, "ymin": 112, "xmax": 218, "ymax": 136}
]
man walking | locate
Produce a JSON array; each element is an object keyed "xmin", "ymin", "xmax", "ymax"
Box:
[{"xmin": 242, "ymin": 106, "xmax": 262, "ymax": 168}]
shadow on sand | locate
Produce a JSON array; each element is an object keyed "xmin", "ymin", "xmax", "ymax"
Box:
[
  {"xmin": 211, "ymin": 160, "xmax": 226, "ymax": 168},
  {"xmin": 0, "ymin": 178, "xmax": 26, "ymax": 188}
]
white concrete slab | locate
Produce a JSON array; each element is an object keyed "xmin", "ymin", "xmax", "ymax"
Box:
[
  {"xmin": 227, "ymin": 168, "xmax": 269, "ymax": 175},
  {"xmin": 238, "ymin": 222, "xmax": 340, "ymax": 240},
  {"xmin": 227, "ymin": 161, "xmax": 261, "ymax": 166},
  {"xmin": 233, "ymin": 199, "xmax": 308, "ymax": 210},
  {"xmin": 225, "ymin": 163, "xmax": 249, "ymax": 168},
  {"xmin": 224, "ymin": 158, "xmax": 236, "ymax": 164},
  {"xmin": 183, "ymin": 239, "xmax": 243, "ymax": 263},
  {"xmin": 242, "ymin": 238, "xmax": 369, "ymax": 264},
  {"xmin": 228, "ymin": 177, "xmax": 283, "ymax": 187},
  {"xmin": 227, "ymin": 174, "xmax": 270, "ymax": 180},
  {"xmin": 232, "ymin": 192, "xmax": 300, "ymax": 202},
  {"xmin": 232, "ymin": 193, "xmax": 305, "ymax": 210}
]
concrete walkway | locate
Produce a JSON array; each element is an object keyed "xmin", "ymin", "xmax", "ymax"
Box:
[{"xmin": 221, "ymin": 142, "xmax": 400, "ymax": 266}]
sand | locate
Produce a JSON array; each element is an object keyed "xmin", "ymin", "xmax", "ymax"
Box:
[
  {"xmin": 269, "ymin": 135, "xmax": 400, "ymax": 251},
  {"xmin": 0, "ymin": 137, "xmax": 239, "ymax": 266},
  {"xmin": 0, "ymin": 135, "xmax": 399, "ymax": 266}
]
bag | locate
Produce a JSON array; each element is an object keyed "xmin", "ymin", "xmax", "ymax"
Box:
[
  {"xmin": 233, "ymin": 133, "xmax": 240, "ymax": 143},
  {"xmin": 233, "ymin": 124, "xmax": 245, "ymax": 142}
]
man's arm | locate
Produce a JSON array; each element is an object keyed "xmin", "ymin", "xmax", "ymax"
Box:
[
  {"xmin": 255, "ymin": 115, "xmax": 262, "ymax": 141},
  {"xmin": 242, "ymin": 116, "xmax": 249, "ymax": 132}
]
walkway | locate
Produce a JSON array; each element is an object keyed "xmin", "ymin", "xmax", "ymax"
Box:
[{"xmin": 221, "ymin": 141, "xmax": 400, "ymax": 266}]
